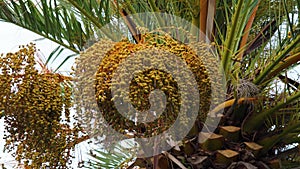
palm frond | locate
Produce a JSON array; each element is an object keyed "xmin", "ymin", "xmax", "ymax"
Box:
[
  {"xmin": 85, "ymin": 140, "xmax": 136, "ymax": 169},
  {"xmin": 0, "ymin": 0, "xmax": 118, "ymax": 52}
]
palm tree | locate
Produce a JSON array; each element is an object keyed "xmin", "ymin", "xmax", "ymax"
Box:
[{"xmin": 0, "ymin": 0, "xmax": 300, "ymax": 168}]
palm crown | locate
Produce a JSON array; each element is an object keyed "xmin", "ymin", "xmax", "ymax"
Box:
[{"xmin": 0, "ymin": 0, "xmax": 300, "ymax": 168}]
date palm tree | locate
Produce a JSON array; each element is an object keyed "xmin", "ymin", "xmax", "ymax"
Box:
[{"xmin": 0, "ymin": 0, "xmax": 300, "ymax": 168}]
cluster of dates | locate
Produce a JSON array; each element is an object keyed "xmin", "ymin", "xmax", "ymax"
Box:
[{"xmin": 0, "ymin": 44, "xmax": 80, "ymax": 168}]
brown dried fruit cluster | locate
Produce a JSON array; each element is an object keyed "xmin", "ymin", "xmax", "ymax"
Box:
[
  {"xmin": 0, "ymin": 44, "xmax": 79, "ymax": 168},
  {"xmin": 76, "ymin": 33, "xmax": 222, "ymax": 140}
]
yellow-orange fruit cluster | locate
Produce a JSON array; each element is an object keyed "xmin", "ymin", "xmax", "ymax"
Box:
[
  {"xmin": 0, "ymin": 44, "xmax": 79, "ymax": 168},
  {"xmin": 76, "ymin": 33, "xmax": 222, "ymax": 140}
]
